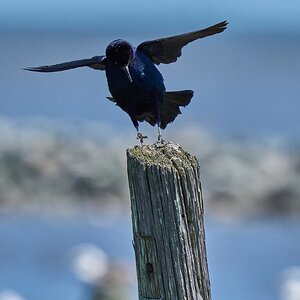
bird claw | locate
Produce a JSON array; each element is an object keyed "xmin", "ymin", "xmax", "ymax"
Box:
[
  {"xmin": 137, "ymin": 132, "xmax": 148, "ymax": 145},
  {"xmin": 158, "ymin": 134, "xmax": 165, "ymax": 144},
  {"xmin": 155, "ymin": 134, "xmax": 165, "ymax": 146}
]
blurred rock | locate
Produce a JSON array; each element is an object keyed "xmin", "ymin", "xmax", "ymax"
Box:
[
  {"xmin": 0, "ymin": 118, "xmax": 299, "ymax": 219},
  {"xmin": 70, "ymin": 244, "xmax": 108, "ymax": 284},
  {"xmin": 280, "ymin": 266, "xmax": 300, "ymax": 300},
  {"xmin": 70, "ymin": 244, "xmax": 132, "ymax": 300},
  {"xmin": 0, "ymin": 290, "xmax": 25, "ymax": 300}
]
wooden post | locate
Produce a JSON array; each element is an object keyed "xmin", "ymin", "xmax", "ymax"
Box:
[{"xmin": 127, "ymin": 142, "xmax": 211, "ymax": 300}]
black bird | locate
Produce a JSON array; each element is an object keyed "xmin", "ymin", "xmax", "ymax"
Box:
[{"xmin": 25, "ymin": 21, "xmax": 228, "ymax": 144}]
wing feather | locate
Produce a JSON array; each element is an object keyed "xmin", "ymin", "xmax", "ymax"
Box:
[
  {"xmin": 137, "ymin": 21, "xmax": 228, "ymax": 65},
  {"xmin": 24, "ymin": 56, "xmax": 106, "ymax": 72}
]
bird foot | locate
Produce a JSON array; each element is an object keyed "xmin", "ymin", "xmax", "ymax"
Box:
[
  {"xmin": 155, "ymin": 134, "xmax": 165, "ymax": 145},
  {"xmin": 137, "ymin": 132, "xmax": 148, "ymax": 145}
]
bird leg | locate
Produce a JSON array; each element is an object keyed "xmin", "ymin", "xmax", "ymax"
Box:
[
  {"xmin": 136, "ymin": 132, "xmax": 148, "ymax": 145},
  {"xmin": 157, "ymin": 125, "xmax": 165, "ymax": 144}
]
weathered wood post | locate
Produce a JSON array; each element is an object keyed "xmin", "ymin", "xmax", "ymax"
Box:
[{"xmin": 127, "ymin": 142, "xmax": 211, "ymax": 300}]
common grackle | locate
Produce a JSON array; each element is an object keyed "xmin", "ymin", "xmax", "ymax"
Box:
[{"xmin": 24, "ymin": 21, "xmax": 228, "ymax": 144}]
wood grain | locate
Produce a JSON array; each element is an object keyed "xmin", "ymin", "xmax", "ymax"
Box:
[{"xmin": 127, "ymin": 142, "xmax": 211, "ymax": 300}]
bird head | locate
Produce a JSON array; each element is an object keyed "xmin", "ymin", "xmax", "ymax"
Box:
[
  {"xmin": 106, "ymin": 39, "xmax": 134, "ymax": 67},
  {"xmin": 106, "ymin": 39, "xmax": 134, "ymax": 82}
]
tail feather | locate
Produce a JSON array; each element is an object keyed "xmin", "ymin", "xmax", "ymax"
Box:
[{"xmin": 160, "ymin": 90, "xmax": 193, "ymax": 129}]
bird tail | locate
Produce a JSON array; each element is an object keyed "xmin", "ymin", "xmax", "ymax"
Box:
[{"xmin": 160, "ymin": 90, "xmax": 193, "ymax": 129}]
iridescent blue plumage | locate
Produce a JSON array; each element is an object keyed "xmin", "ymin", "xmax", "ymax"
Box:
[
  {"xmin": 24, "ymin": 21, "xmax": 228, "ymax": 143},
  {"xmin": 105, "ymin": 41, "xmax": 166, "ymax": 134}
]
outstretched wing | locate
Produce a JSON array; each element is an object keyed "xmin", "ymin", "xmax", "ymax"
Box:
[
  {"xmin": 137, "ymin": 21, "xmax": 228, "ymax": 65},
  {"xmin": 24, "ymin": 55, "xmax": 106, "ymax": 72}
]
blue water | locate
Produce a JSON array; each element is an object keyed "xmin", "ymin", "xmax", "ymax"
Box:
[
  {"xmin": 1, "ymin": 0, "xmax": 300, "ymax": 35},
  {"xmin": 0, "ymin": 214, "xmax": 299, "ymax": 300},
  {"xmin": 0, "ymin": 214, "xmax": 135, "ymax": 300}
]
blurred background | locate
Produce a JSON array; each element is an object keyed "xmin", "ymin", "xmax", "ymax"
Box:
[{"xmin": 0, "ymin": 0, "xmax": 300, "ymax": 299}]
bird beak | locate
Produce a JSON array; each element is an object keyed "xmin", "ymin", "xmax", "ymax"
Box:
[{"xmin": 122, "ymin": 66, "xmax": 133, "ymax": 83}]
